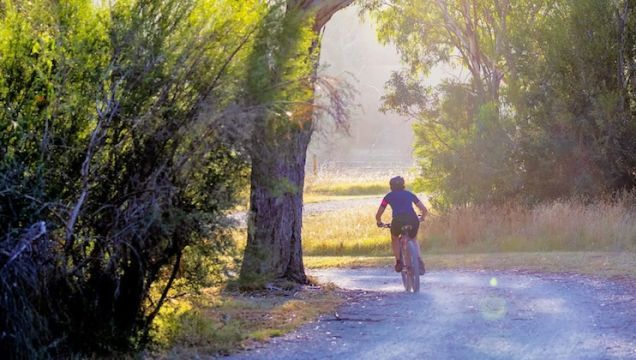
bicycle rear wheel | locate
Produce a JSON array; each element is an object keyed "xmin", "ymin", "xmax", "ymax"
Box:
[
  {"xmin": 400, "ymin": 252, "xmax": 411, "ymax": 291},
  {"xmin": 407, "ymin": 241, "xmax": 420, "ymax": 293}
]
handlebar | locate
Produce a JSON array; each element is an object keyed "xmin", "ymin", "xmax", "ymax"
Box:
[{"xmin": 377, "ymin": 215, "xmax": 424, "ymax": 228}]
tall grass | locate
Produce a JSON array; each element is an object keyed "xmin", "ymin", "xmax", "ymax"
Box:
[
  {"xmin": 303, "ymin": 207, "xmax": 389, "ymax": 256},
  {"xmin": 426, "ymin": 196, "xmax": 636, "ymax": 253},
  {"xmin": 302, "ymin": 195, "xmax": 636, "ymax": 256}
]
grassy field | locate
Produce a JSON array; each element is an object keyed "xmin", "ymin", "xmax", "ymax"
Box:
[
  {"xmin": 304, "ymin": 193, "xmax": 378, "ymax": 204},
  {"xmin": 305, "ymin": 180, "xmax": 386, "ymax": 197},
  {"xmin": 303, "ymin": 207, "xmax": 388, "ymax": 256},
  {"xmin": 302, "ymin": 195, "xmax": 636, "ymax": 256},
  {"xmin": 303, "ymin": 168, "xmax": 412, "ymax": 197},
  {"xmin": 301, "ymin": 177, "xmax": 636, "ymax": 282}
]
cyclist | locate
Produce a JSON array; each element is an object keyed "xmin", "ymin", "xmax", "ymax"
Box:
[{"xmin": 375, "ymin": 176, "xmax": 427, "ymax": 274}]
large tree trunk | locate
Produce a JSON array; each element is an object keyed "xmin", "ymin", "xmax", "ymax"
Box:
[
  {"xmin": 240, "ymin": 0, "xmax": 353, "ymax": 284},
  {"xmin": 241, "ymin": 124, "xmax": 312, "ymax": 283}
]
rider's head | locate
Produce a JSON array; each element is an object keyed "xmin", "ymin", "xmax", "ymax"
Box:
[{"xmin": 389, "ymin": 176, "xmax": 405, "ymax": 191}]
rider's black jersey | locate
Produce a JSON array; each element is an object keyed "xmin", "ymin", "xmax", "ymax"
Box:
[{"xmin": 380, "ymin": 190, "xmax": 420, "ymax": 219}]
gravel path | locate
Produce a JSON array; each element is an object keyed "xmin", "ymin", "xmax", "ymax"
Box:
[{"xmin": 227, "ymin": 267, "xmax": 636, "ymax": 359}]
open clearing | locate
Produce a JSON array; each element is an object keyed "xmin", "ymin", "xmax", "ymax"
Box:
[{"xmin": 227, "ymin": 267, "xmax": 636, "ymax": 359}]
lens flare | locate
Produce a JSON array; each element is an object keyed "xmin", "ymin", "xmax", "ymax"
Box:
[{"xmin": 480, "ymin": 296, "xmax": 507, "ymax": 321}]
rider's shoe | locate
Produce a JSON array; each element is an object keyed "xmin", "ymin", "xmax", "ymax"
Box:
[
  {"xmin": 418, "ymin": 257, "xmax": 426, "ymax": 275},
  {"xmin": 394, "ymin": 259, "xmax": 403, "ymax": 272}
]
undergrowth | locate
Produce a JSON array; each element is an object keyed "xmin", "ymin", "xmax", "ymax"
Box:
[{"xmin": 150, "ymin": 286, "xmax": 342, "ymax": 357}]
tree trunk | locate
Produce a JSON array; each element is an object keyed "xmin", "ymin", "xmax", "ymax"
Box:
[
  {"xmin": 240, "ymin": 0, "xmax": 353, "ymax": 284},
  {"xmin": 241, "ymin": 124, "xmax": 312, "ymax": 283}
]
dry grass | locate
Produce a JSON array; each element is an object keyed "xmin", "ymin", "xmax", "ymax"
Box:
[
  {"xmin": 305, "ymin": 180, "xmax": 386, "ymax": 196},
  {"xmin": 303, "ymin": 207, "xmax": 389, "ymax": 256},
  {"xmin": 304, "ymin": 194, "xmax": 378, "ymax": 204},
  {"xmin": 425, "ymin": 197, "xmax": 636, "ymax": 253},
  {"xmin": 302, "ymin": 195, "xmax": 636, "ymax": 256},
  {"xmin": 305, "ymin": 168, "xmax": 414, "ymax": 185},
  {"xmin": 151, "ymin": 286, "xmax": 343, "ymax": 357},
  {"xmin": 304, "ymin": 168, "xmax": 417, "ymax": 197}
]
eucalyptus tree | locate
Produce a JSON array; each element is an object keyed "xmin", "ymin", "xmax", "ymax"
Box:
[
  {"xmin": 240, "ymin": 0, "xmax": 354, "ymax": 284},
  {"xmin": 362, "ymin": 0, "xmax": 553, "ymax": 206}
]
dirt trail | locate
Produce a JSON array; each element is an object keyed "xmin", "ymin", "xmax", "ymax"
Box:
[{"xmin": 227, "ymin": 267, "xmax": 636, "ymax": 359}]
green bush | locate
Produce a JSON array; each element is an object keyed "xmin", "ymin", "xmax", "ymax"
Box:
[{"xmin": 0, "ymin": 0, "xmax": 260, "ymax": 356}]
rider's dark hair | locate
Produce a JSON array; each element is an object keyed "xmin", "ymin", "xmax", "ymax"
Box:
[{"xmin": 390, "ymin": 176, "xmax": 405, "ymax": 191}]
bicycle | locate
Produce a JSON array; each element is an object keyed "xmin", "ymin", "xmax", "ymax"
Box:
[{"xmin": 379, "ymin": 218, "xmax": 422, "ymax": 293}]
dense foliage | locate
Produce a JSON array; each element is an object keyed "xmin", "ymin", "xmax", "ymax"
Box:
[
  {"xmin": 0, "ymin": 0, "xmax": 260, "ymax": 356},
  {"xmin": 365, "ymin": 0, "xmax": 636, "ymax": 207}
]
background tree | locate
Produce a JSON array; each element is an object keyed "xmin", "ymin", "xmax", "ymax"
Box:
[
  {"xmin": 364, "ymin": 0, "xmax": 529, "ymax": 206},
  {"xmin": 365, "ymin": 0, "xmax": 636, "ymax": 206},
  {"xmin": 514, "ymin": 0, "xmax": 636, "ymax": 199}
]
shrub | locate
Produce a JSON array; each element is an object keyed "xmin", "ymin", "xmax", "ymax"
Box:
[{"xmin": 0, "ymin": 0, "xmax": 259, "ymax": 356}]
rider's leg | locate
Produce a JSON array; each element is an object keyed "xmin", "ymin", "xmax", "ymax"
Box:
[
  {"xmin": 391, "ymin": 234, "xmax": 400, "ymax": 260},
  {"xmin": 391, "ymin": 234, "xmax": 401, "ymax": 271}
]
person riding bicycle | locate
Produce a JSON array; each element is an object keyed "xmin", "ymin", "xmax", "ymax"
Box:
[{"xmin": 375, "ymin": 176, "xmax": 428, "ymax": 274}]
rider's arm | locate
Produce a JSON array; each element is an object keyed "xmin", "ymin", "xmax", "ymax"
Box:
[
  {"xmin": 376, "ymin": 196, "xmax": 389, "ymax": 226},
  {"xmin": 375, "ymin": 206, "xmax": 385, "ymax": 226},
  {"xmin": 415, "ymin": 200, "xmax": 428, "ymax": 220}
]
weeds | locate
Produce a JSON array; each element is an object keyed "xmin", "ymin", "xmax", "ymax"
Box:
[{"xmin": 150, "ymin": 286, "xmax": 342, "ymax": 357}]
